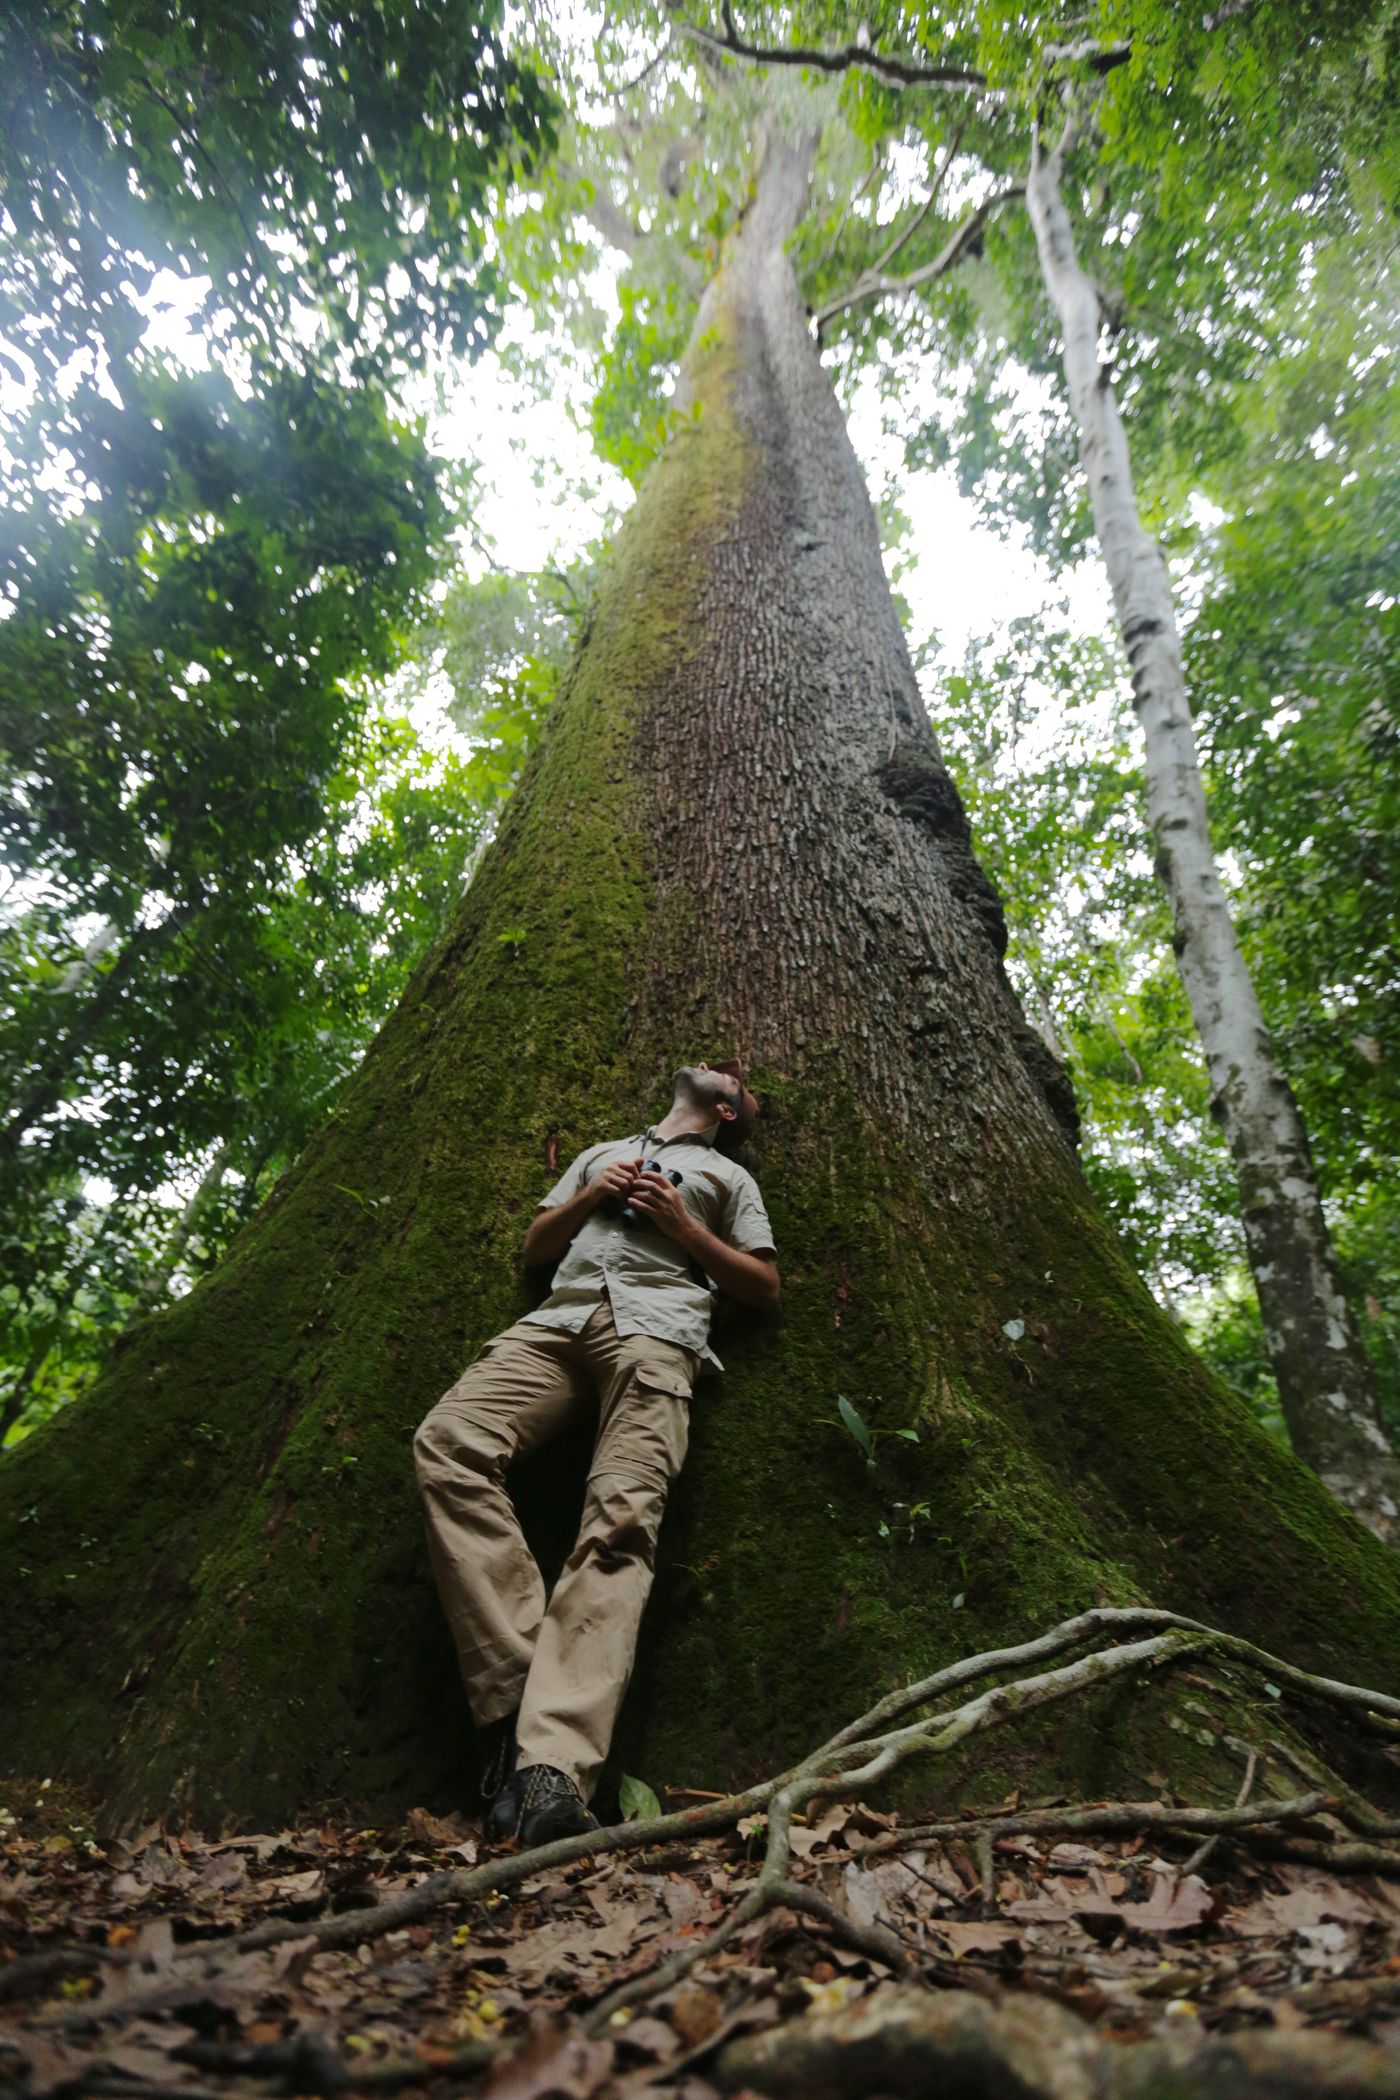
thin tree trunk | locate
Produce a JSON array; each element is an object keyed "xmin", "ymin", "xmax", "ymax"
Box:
[
  {"xmin": 1024, "ymin": 116, "xmax": 1400, "ymax": 1542},
  {"xmin": 55, "ymin": 918, "xmax": 119, "ymax": 995},
  {"xmin": 124, "ymin": 1138, "xmax": 235, "ymax": 1324}
]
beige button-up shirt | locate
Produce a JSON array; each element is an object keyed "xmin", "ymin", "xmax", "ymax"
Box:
[{"xmin": 521, "ymin": 1124, "xmax": 776, "ymax": 1371}]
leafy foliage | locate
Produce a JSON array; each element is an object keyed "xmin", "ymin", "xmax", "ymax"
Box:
[{"xmin": 0, "ymin": 0, "xmax": 558, "ymax": 1441}]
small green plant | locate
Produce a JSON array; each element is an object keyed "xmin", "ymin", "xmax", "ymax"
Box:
[
  {"xmin": 618, "ymin": 1774, "xmax": 661, "ymax": 1821},
  {"xmin": 829, "ymin": 1393, "xmax": 920, "ymax": 1474}
]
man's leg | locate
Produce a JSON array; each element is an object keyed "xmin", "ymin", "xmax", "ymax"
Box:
[
  {"xmin": 515, "ymin": 1304, "xmax": 695, "ymax": 1802},
  {"xmin": 413, "ymin": 1323, "xmax": 586, "ymax": 1729}
]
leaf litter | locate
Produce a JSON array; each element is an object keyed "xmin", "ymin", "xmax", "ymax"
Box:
[{"xmin": 7, "ymin": 1777, "xmax": 1400, "ymax": 2098}]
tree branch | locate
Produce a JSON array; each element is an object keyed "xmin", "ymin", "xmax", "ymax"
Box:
[
  {"xmin": 557, "ymin": 159, "xmax": 645, "ymax": 256},
  {"xmin": 678, "ymin": 5, "xmax": 988, "ymax": 92},
  {"xmin": 1041, "ymin": 36, "xmax": 1131, "ymax": 70},
  {"xmin": 811, "ymin": 150, "xmax": 884, "ymax": 277},
  {"xmin": 844, "ymin": 113, "xmax": 971, "ymax": 300},
  {"xmin": 812, "ymin": 183, "xmax": 1025, "ymax": 335}
]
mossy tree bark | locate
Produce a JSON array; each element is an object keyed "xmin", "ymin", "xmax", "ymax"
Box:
[{"xmin": 3, "ymin": 133, "xmax": 1399, "ymax": 1830}]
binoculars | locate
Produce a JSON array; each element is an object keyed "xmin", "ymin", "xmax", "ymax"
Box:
[{"xmin": 617, "ymin": 1161, "xmax": 684, "ymax": 1226}]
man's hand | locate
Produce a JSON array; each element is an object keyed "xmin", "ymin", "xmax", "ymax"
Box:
[
  {"xmin": 592, "ymin": 1158, "xmax": 643, "ymax": 1210},
  {"xmin": 522, "ymin": 1158, "xmax": 642, "ymax": 1267},
  {"xmin": 623, "ymin": 1169, "xmax": 690, "ymax": 1241},
  {"xmin": 629, "ymin": 1175, "xmax": 780, "ymax": 1312}
]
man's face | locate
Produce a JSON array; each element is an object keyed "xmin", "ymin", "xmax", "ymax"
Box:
[{"xmin": 673, "ymin": 1061, "xmax": 744, "ymax": 1120}]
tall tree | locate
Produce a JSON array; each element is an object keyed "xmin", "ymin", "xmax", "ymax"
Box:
[
  {"xmin": 3, "ymin": 115, "xmax": 1397, "ymax": 1830},
  {"xmin": 709, "ymin": 0, "xmax": 1400, "ymax": 1531},
  {"xmin": 1020, "ymin": 98, "xmax": 1400, "ymax": 1535}
]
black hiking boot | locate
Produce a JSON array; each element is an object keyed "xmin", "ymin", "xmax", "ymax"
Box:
[
  {"xmin": 478, "ymin": 1711, "xmax": 520, "ymax": 1843},
  {"xmin": 516, "ymin": 1764, "xmax": 600, "ymax": 1849},
  {"xmin": 484, "ymin": 1773, "xmax": 521, "ymax": 1844}
]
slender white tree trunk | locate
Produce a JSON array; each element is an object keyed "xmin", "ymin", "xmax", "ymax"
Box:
[
  {"xmin": 126, "ymin": 1137, "xmax": 235, "ymax": 1321},
  {"xmin": 1025, "ymin": 117, "xmax": 1400, "ymax": 1543}
]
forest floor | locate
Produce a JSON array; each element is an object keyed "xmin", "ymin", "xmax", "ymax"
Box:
[{"xmin": 7, "ymin": 1774, "xmax": 1400, "ymax": 2099}]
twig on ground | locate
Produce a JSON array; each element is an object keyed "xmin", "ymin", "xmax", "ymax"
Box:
[
  {"xmin": 1235, "ymin": 1832, "xmax": 1400, "ymax": 1874},
  {"xmin": 1183, "ymin": 1744, "xmax": 1257, "ymax": 1878},
  {"xmin": 861, "ymin": 1790, "xmax": 1329, "ymax": 1860},
  {"xmin": 772, "ymin": 1878, "xmax": 920, "ymax": 1972}
]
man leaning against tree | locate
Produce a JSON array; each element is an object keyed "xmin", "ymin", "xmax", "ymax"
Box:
[{"xmin": 414, "ymin": 1060, "xmax": 781, "ymax": 1848}]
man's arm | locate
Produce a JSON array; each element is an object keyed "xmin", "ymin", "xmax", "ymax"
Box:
[
  {"xmin": 522, "ymin": 1157, "xmax": 640, "ymax": 1268},
  {"xmin": 623, "ymin": 1173, "xmax": 781, "ymax": 1312}
]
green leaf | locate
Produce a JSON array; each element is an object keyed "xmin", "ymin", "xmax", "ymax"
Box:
[
  {"xmin": 618, "ymin": 1774, "xmax": 661, "ymax": 1823},
  {"xmin": 836, "ymin": 1394, "xmax": 874, "ymax": 1461}
]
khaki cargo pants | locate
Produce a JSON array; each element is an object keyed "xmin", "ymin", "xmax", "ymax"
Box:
[{"xmin": 413, "ymin": 1302, "xmax": 696, "ymax": 1800}]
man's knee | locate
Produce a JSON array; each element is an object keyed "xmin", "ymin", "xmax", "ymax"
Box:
[
  {"xmin": 413, "ymin": 1335, "xmax": 521, "ymax": 1489},
  {"xmin": 574, "ymin": 1466, "xmax": 670, "ymax": 1572},
  {"xmin": 413, "ymin": 1403, "xmax": 504, "ymax": 1496}
]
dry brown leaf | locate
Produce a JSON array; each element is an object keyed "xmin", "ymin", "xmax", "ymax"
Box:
[
  {"xmin": 1116, "ymin": 1874, "xmax": 1216, "ymax": 1935},
  {"xmin": 272, "ymin": 1867, "xmax": 325, "ymax": 1900},
  {"xmin": 485, "ymin": 2014, "xmax": 613, "ymax": 2099},
  {"xmin": 1007, "ymin": 1868, "xmax": 1213, "ymax": 1936},
  {"xmin": 197, "ymin": 1849, "xmax": 248, "ymax": 1892},
  {"xmin": 1228, "ymin": 1879, "xmax": 1386, "ymax": 1936},
  {"xmin": 931, "ymin": 1919, "xmax": 1023, "ymax": 1955},
  {"xmin": 613, "ymin": 2014, "xmax": 681, "ymax": 2061},
  {"xmin": 661, "ymin": 1877, "xmax": 706, "ymax": 1929},
  {"xmin": 667, "ymin": 1982, "xmax": 724, "ymax": 2049},
  {"xmin": 404, "ymin": 1807, "xmax": 464, "ymax": 1848}
]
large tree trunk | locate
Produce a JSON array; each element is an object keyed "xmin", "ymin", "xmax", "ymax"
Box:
[
  {"xmin": 2, "ymin": 134, "xmax": 1398, "ymax": 1831},
  {"xmin": 1024, "ymin": 117, "xmax": 1400, "ymax": 1544}
]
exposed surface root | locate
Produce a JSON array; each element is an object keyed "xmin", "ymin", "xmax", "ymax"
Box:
[{"xmin": 715, "ymin": 1982, "xmax": 1400, "ymax": 2097}]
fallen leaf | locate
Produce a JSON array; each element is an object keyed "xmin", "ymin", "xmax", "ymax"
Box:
[
  {"xmin": 667, "ymin": 1982, "xmax": 724, "ymax": 2049},
  {"xmin": 1007, "ymin": 1869, "xmax": 1213, "ymax": 1936},
  {"xmin": 197, "ymin": 1849, "xmax": 248, "ymax": 1892},
  {"xmin": 405, "ymin": 1806, "xmax": 465, "ymax": 1848},
  {"xmin": 1228, "ymin": 1879, "xmax": 1385, "ymax": 1935},
  {"xmin": 613, "ymin": 2014, "xmax": 680, "ymax": 2061},
  {"xmin": 485, "ymin": 2015, "xmax": 613, "ymax": 2099},
  {"xmin": 931, "ymin": 1919, "xmax": 1023, "ymax": 1955}
]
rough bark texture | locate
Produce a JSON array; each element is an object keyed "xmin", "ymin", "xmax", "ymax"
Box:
[
  {"xmin": 1024, "ymin": 120, "xmax": 1400, "ymax": 1544},
  {"xmin": 2, "ymin": 135, "xmax": 1399, "ymax": 1830}
]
